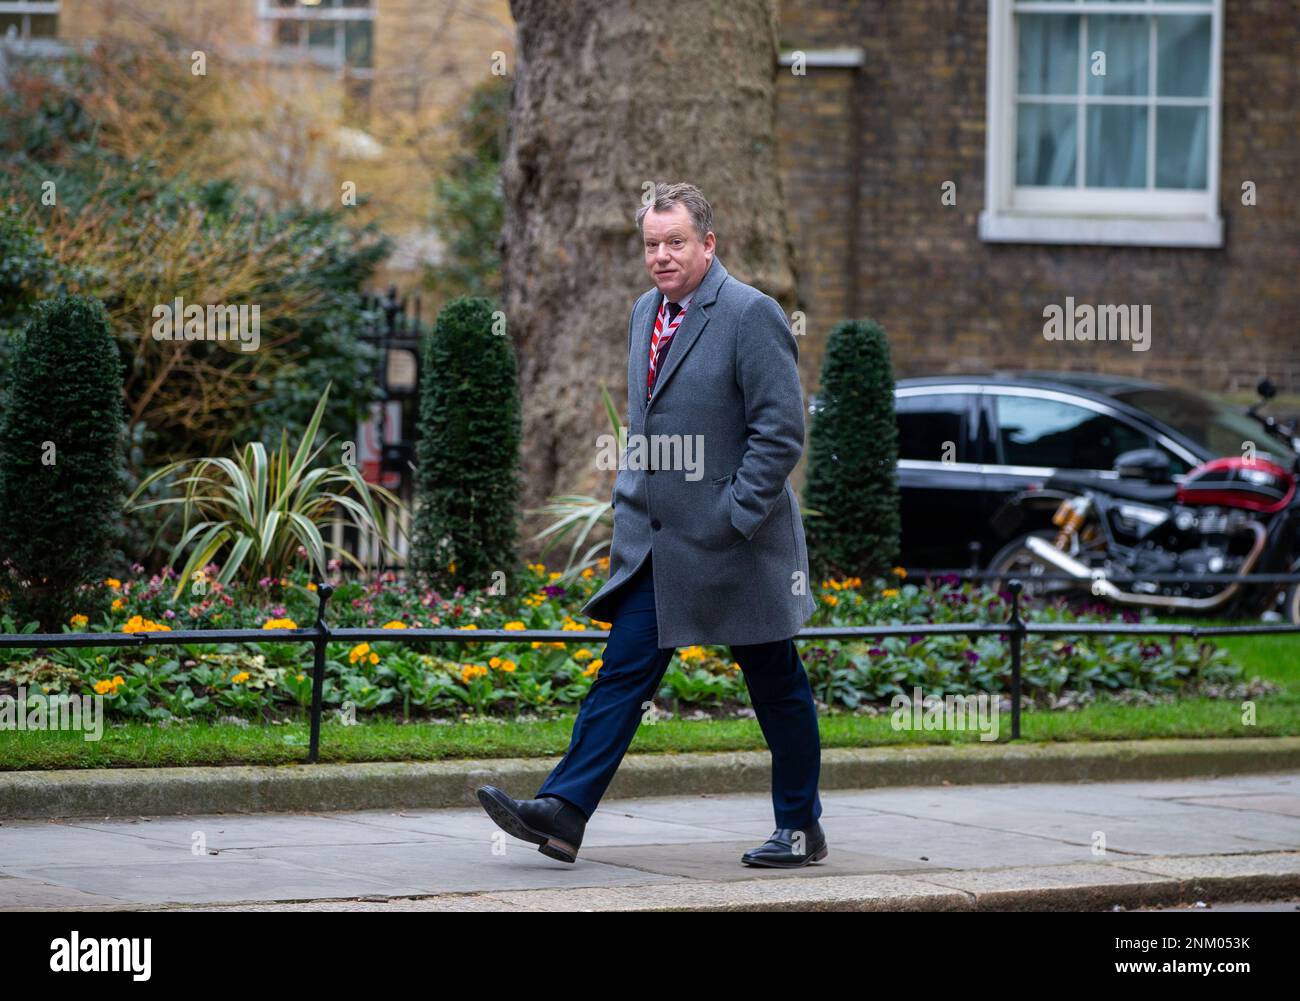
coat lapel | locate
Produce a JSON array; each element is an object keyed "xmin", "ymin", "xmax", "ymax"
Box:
[{"xmin": 636, "ymin": 256, "xmax": 729, "ymax": 415}]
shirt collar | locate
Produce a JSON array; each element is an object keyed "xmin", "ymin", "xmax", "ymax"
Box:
[{"xmin": 661, "ymin": 288, "xmax": 695, "ymax": 313}]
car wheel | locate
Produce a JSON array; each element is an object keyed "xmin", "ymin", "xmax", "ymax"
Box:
[{"xmin": 988, "ymin": 529, "xmax": 1082, "ymax": 602}]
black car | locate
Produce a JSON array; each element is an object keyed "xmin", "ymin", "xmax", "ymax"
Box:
[{"xmin": 810, "ymin": 371, "xmax": 1299, "ymax": 569}]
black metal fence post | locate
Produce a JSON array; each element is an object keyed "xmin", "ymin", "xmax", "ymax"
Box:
[
  {"xmin": 308, "ymin": 582, "xmax": 334, "ymax": 764},
  {"xmin": 1007, "ymin": 579, "xmax": 1024, "ymax": 740}
]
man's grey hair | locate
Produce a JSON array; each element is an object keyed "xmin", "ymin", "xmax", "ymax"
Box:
[{"xmin": 636, "ymin": 182, "xmax": 714, "ymax": 242}]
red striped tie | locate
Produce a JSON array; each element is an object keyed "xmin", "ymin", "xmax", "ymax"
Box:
[{"xmin": 647, "ymin": 300, "xmax": 685, "ymax": 400}]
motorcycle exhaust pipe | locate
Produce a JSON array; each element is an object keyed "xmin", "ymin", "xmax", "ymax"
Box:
[{"xmin": 1023, "ymin": 524, "xmax": 1266, "ymax": 611}]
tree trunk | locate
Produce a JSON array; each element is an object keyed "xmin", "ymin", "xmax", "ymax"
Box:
[{"xmin": 502, "ymin": 0, "xmax": 797, "ymax": 562}]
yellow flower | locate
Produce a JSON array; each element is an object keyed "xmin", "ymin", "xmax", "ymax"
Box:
[
  {"xmin": 581, "ymin": 659, "xmax": 603, "ymax": 678},
  {"xmin": 306, "ymin": 582, "xmax": 317, "ymax": 592},
  {"xmin": 382, "ymin": 620, "xmax": 407, "ymax": 629},
  {"xmin": 111, "ymin": 598, "xmax": 125, "ymax": 611},
  {"xmin": 823, "ymin": 594, "xmax": 838, "ymax": 606},
  {"xmin": 105, "ymin": 578, "xmax": 122, "ymax": 590},
  {"xmin": 548, "ymin": 572, "xmax": 562, "ymax": 580},
  {"xmin": 295, "ymin": 673, "xmax": 306, "ymax": 682},
  {"xmin": 460, "ymin": 664, "xmax": 488, "ymax": 683},
  {"xmin": 263, "ymin": 618, "xmax": 298, "ymax": 630},
  {"xmin": 231, "ymin": 671, "xmax": 251, "ymax": 684},
  {"xmin": 368, "ymin": 652, "xmax": 379, "ymax": 665},
  {"xmin": 113, "ymin": 675, "xmax": 124, "ymax": 684},
  {"xmin": 881, "ymin": 588, "xmax": 900, "ymax": 598},
  {"xmin": 122, "ymin": 615, "xmax": 170, "ymax": 633},
  {"xmin": 349, "ymin": 642, "xmax": 371, "ymax": 664},
  {"xmin": 93, "ymin": 678, "xmax": 121, "ymax": 695},
  {"xmin": 572, "ymin": 648, "xmax": 593, "ymax": 661},
  {"xmin": 504, "ymin": 621, "xmax": 526, "ymax": 630},
  {"xmin": 498, "ymin": 660, "xmax": 516, "ymax": 672},
  {"xmin": 458, "ymin": 623, "xmax": 478, "ymax": 630},
  {"xmin": 580, "ymin": 567, "xmax": 594, "ymax": 578},
  {"xmin": 449, "ymin": 560, "xmax": 456, "ymax": 574},
  {"xmin": 69, "ymin": 614, "xmax": 88, "ymax": 629},
  {"xmin": 527, "ymin": 562, "xmax": 546, "ymax": 574},
  {"xmin": 730, "ymin": 662, "xmax": 741, "ymax": 672},
  {"xmin": 530, "ymin": 641, "xmax": 542, "ymax": 648},
  {"xmin": 892, "ymin": 566, "xmax": 907, "ymax": 579},
  {"xmin": 592, "ymin": 619, "xmax": 612, "ymax": 630}
]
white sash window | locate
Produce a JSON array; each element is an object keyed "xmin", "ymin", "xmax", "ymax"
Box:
[{"xmin": 981, "ymin": 0, "xmax": 1223, "ymax": 247}]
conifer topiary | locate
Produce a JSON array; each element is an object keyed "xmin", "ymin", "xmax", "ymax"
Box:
[
  {"xmin": 0, "ymin": 295, "xmax": 126, "ymax": 627},
  {"xmin": 803, "ymin": 318, "xmax": 901, "ymax": 580},
  {"xmin": 411, "ymin": 297, "xmax": 521, "ymax": 595}
]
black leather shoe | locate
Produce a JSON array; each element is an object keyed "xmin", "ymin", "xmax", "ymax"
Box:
[
  {"xmin": 476, "ymin": 786, "xmax": 587, "ymax": 863},
  {"xmin": 741, "ymin": 821, "xmax": 828, "ymax": 868}
]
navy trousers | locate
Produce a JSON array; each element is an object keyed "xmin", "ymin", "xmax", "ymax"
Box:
[{"xmin": 536, "ymin": 551, "xmax": 823, "ymax": 829}]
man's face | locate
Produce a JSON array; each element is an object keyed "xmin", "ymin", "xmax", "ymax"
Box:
[{"xmin": 642, "ymin": 202, "xmax": 715, "ymax": 301}]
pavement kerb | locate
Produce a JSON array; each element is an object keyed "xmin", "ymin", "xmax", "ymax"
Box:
[
  {"xmin": 2, "ymin": 736, "xmax": 1299, "ymax": 820},
  {"xmin": 30, "ymin": 851, "xmax": 1300, "ymax": 912}
]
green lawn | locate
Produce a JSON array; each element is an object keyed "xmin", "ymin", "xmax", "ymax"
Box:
[{"xmin": 2, "ymin": 624, "xmax": 1295, "ymax": 771}]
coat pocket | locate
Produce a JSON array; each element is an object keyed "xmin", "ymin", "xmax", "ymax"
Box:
[{"xmin": 705, "ymin": 476, "xmax": 744, "ymax": 549}]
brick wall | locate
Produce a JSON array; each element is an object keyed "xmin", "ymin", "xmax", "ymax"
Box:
[{"xmin": 775, "ymin": 0, "xmax": 1300, "ymax": 396}]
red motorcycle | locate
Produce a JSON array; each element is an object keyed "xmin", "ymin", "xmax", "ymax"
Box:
[{"xmin": 989, "ymin": 392, "xmax": 1300, "ymax": 623}]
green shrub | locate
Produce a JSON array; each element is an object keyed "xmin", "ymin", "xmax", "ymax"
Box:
[
  {"xmin": 412, "ymin": 296, "xmax": 521, "ymax": 595},
  {"xmin": 804, "ymin": 318, "xmax": 901, "ymax": 579},
  {"xmin": 0, "ymin": 294, "xmax": 126, "ymax": 627}
]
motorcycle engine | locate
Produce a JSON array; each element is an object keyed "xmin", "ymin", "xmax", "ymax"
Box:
[{"xmin": 1121, "ymin": 504, "xmax": 1252, "ymax": 596}]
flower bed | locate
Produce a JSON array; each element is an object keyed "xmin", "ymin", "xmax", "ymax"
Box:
[{"xmin": 0, "ymin": 562, "xmax": 1248, "ymax": 722}]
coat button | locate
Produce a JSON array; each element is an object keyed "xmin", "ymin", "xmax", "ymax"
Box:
[{"xmin": 651, "ymin": 519, "xmax": 661, "ymax": 530}]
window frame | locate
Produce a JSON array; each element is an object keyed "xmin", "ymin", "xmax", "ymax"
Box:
[
  {"xmin": 983, "ymin": 385, "xmax": 1199, "ymax": 476},
  {"xmin": 257, "ymin": 0, "xmax": 374, "ymax": 77},
  {"xmin": 894, "ymin": 386, "xmax": 982, "ymax": 470},
  {"xmin": 980, "ymin": 0, "xmax": 1224, "ymax": 248},
  {"xmin": 0, "ymin": 0, "xmax": 59, "ymax": 44}
]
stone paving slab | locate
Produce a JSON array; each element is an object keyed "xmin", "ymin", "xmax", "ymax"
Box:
[{"xmin": 1, "ymin": 772, "xmax": 1297, "ymax": 911}]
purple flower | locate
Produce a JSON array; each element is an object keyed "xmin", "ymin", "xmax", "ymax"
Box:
[
  {"xmin": 163, "ymin": 609, "xmax": 176, "ymax": 619},
  {"xmin": 964, "ymin": 649, "xmax": 980, "ymax": 664},
  {"xmin": 909, "ymin": 634, "xmax": 925, "ymax": 645},
  {"xmin": 867, "ymin": 647, "xmax": 885, "ymax": 657},
  {"xmin": 941, "ymin": 573, "xmax": 961, "ymax": 587},
  {"xmin": 259, "ymin": 577, "xmax": 275, "ymax": 588},
  {"xmin": 542, "ymin": 584, "xmax": 567, "ymax": 598},
  {"xmin": 131, "ymin": 562, "xmax": 145, "ymax": 574},
  {"xmin": 270, "ymin": 605, "xmax": 286, "ymax": 617}
]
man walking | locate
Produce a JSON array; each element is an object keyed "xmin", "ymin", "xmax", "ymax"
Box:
[{"xmin": 477, "ymin": 182, "xmax": 824, "ymax": 868}]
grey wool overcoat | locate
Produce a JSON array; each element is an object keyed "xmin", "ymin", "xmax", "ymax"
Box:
[{"xmin": 580, "ymin": 256, "xmax": 817, "ymax": 648}]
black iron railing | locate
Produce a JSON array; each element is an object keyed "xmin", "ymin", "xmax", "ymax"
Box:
[{"xmin": 2, "ymin": 578, "xmax": 1298, "ymax": 761}]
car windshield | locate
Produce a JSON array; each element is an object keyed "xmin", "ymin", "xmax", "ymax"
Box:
[{"xmin": 1111, "ymin": 387, "xmax": 1298, "ymax": 464}]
